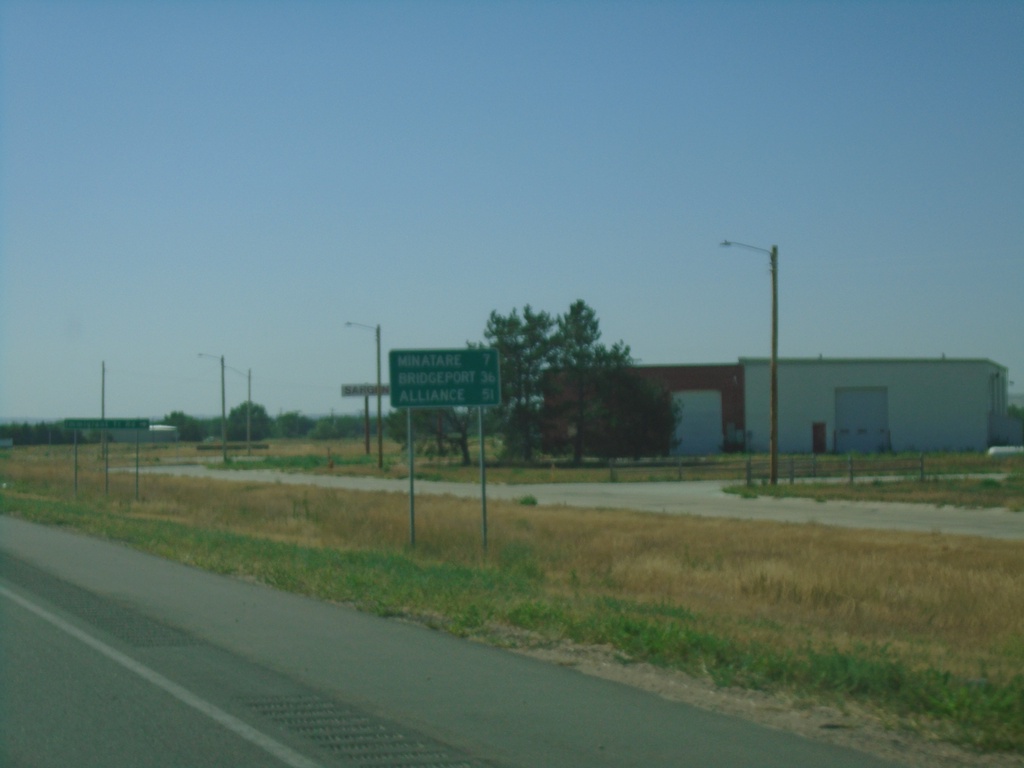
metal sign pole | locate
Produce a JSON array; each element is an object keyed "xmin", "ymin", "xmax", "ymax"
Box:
[
  {"xmin": 479, "ymin": 407, "xmax": 487, "ymax": 553},
  {"xmin": 364, "ymin": 395, "xmax": 370, "ymax": 455},
  {"xmin": 408, "ymin": 409, "xmax": 415, "ymax": 548},
  {"xmin": 135, "ymin": 430, "xmax": 140, "ymax": 501},
  {"xmin": 63, "ymin": 419, "xmax": 150, "ymax": 498},
  {"xmin": 104, "ymin": 428, "xmax": 109, "ymax": 495}
]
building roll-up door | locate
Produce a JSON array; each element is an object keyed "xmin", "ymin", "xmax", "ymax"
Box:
[
  {"xmin": 672, "ymin": 390, "xmax": 723, "ymax": 455},
  {"xmin": 835, "ymin": 387, "xmax": 890, "ymax": 453}
]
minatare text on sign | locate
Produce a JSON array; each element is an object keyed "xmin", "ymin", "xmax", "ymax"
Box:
[{"xmin": 389, "ymin": 349, "xmax": 500, "ymax": 408}]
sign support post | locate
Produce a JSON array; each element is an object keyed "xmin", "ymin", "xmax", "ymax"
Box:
[
  {"xmin": 364, "ymin": 395, "xmax": 370, "ymax": 454},
  {"xmin": 342, "ymin": 384, "xmax": 391, "ymax": 459},
  {"xmin": 479, "ymin": 407, "xmax": 488, "ymax": 552},
  {"xmin": 408, "ymin": 409, "xmax": 415, "ymax": 548},
  {"xmin": 64, "ymin": 419, "xmax": 149, "ymax": 498},
  {"xmin": 135, "ymin": 430, "xmax": 141, "ymax": 501}
]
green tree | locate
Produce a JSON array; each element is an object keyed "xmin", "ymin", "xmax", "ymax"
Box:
[
  {"xmin": 484, "ymin": 305, "xmax": 555, "ymax": 461},
  {"xmin": 310, "ymin": 414, "xmax": 364, "ymax": 440},
  {"xmin": 588, "ymin": 369, "xmax": 678, "ymax": 459},
  {"xmin": 1009, "ymin": 403, "xmax": 1024, "ymax": 445},
  {"xmin": 551, "ymin": 299, "xmax": 632, "ymax": 463},
  {"xmin": 0, "ymin": 421, "xmax": 76, "ymax": 445},
  {"xmin": 385, "ymin": 407, "xmax": 479, "ymax": 465},
  {"xmin": 273, "ymin": 411, "xmax": 315, "ymax": 439},
  {"xmin": 226, "ymin": 402, "xmax": 271, "ymax": 441},
  {"xmin": 161, "ymin": 411, "xmax": 206, "ymax": 442}
]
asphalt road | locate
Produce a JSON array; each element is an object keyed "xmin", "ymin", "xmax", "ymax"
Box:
[
  {"xmin": 138, "ymin": 464, "xmax": 1024, "ymax": 540},
  {"xmin": 0, "ymin": 516, "xmax": 905, "ymax": 768},
  {"xmin": 1, "ymin": 576, "xmax": 302, "ymax": 768}
]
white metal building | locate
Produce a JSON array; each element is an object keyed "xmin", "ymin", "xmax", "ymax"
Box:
[{"xmin": 743, "ymin": 357, "xmax": 1019, "ymax": 454}]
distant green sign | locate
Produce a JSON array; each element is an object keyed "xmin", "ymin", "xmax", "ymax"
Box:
[
  {"xmin": 64, "ymin": 418, "xmax": 150, "ymax": 430},
  {"xmin": 389, "ymin": 349, "xmax": 501, "ymax": 408}
]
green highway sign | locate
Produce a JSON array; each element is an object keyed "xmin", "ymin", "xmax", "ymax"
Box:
[
  {"xmin": 64, "ymin": 418, "xmax": 150, "ymax": 430},
  {"xmin": 389, "ymin": 348, "xmax": 501, "ymax": 408}
]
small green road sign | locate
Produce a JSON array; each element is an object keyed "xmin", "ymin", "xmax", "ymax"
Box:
[
  {"xmin": 389, "ymin": 348, "xmax": 501, "ymax": 408},
  {"xmin": 64, "ymin": 418, "xmax": 150, "ymax": 430}
]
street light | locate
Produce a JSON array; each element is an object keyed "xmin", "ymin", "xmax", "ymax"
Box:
[
  {"xmin": 346, "ymin": 322, "xmax": 383, "ymax": 469},
  {"xmin": 198, "ymin": 353, "xmax": 227, "ymax": 464},
  {"xmin": 223, "ymin": 364, "xmax": 252, "ymax": 456},
  {"xmin": 721, "ymin": 240, "xmax": 779, "ymax": 485}
]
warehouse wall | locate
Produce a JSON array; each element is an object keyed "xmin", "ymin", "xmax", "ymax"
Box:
[{"xmin": 743, "ymin": 358, "xmax": 1007, "ymax": 453}]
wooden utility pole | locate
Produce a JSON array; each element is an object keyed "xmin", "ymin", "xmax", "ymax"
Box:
[
  {"xmin": 220, "ymin": 355, "xmax": 226, "ymax": 464},
  {"xmin": 247, "ymin": 368, "xmax": 252, "ymax": 456},
  {"xmin": 102, "ymin": 360, "xmax": 108, "ymax": 492},
  {"xmin": 375, "ymin": 324, "xmax": 383, "ymax": 469},
  {"xmin": 721, "ymin": 240, "xmax": 780, "ymax": 485},
  {"xmin": 769, "ymin": 245, "xmax": 779, "ymax": 486}
]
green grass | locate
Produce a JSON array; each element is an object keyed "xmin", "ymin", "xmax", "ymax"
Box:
[
  {"xmin": 222, "ymin": 453, "xmax": 380, "ymax": 472},
  {"xmin": 3, "ymin": 490, "xmax": 1022, "ymax": 753},
  {"xmin": 724, "ymin": 471, "xmax": 1024, "ymax": 512}
]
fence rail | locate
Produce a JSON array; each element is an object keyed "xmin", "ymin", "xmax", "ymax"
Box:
[{"xmin": 604, "ymin": 454, "xmax": 958, "ymax": 485}]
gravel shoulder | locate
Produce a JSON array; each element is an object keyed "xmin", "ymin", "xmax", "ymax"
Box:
[{"xmin": 508, "ymin": 638, "xmax": 1021, "ymax": 768}]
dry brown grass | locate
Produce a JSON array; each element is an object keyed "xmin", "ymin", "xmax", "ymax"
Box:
[
  {"xmin": 4, "ymin": 445, "xmax": 1022, "ymax": 685},
  {"xmin": 504, "ymin": 507, "xmax": 1024, "ymax": 679}
]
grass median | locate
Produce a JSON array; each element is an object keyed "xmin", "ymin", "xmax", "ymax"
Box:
[
  {"xmin": 725, "ymin": 471, "xmax": 1024, "ymax": 511},
  {"xmin": 2, "ymin": 446, "xmax": 1023, "ymax": 754}
]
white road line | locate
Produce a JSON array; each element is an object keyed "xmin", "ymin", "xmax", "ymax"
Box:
[{"xmin": 0, "ymin": 584, "xmax": 324, "ymax": 768}]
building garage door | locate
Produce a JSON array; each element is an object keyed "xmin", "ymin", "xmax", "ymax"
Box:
[
  {"xmin": 672, "ymin": 390, "xmax": 723, "ymax": 455},
  {"xmin": 835, "ymin": 387, "xmax": 890, "ymax": 453}
]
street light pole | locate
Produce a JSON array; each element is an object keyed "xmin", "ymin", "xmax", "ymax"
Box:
[
  {"xmin": 225, "ymin": 364, "xmax": 253, "ymax": 456},
  {"xmin": 769, "ymin": 244, "xmax": 778, "ymax": 486},
  {"xmin": 219, "ymin": 356, "xmax": 226, "ymax": 464},
  {"xmin": 346, "ymin": 322, "xmax": 384, "ymax": 469},
  {"xmin": 224, "ymin": 363, "xmax": 253, "ymax": 456},
  {"xmin": 375, "ymin": 324, "xmax": 382, "ymax": 470},
  {"xmin": 721, "ymin": 240, "xmax": 779, "ymax": 485},
  {"xmin": 199, "ymin": 353, "xmax": 228, "ymax": 464}
]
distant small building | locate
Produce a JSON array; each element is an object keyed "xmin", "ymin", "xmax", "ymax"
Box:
[{"xmin": 630, "ymin": 357, "xmax": 1019, "ymax": 455}]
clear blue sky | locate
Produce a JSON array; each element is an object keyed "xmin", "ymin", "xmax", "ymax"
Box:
[{"xmin": 3, "ymin": 0, "xmax": 1022, "ymax": 421}]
